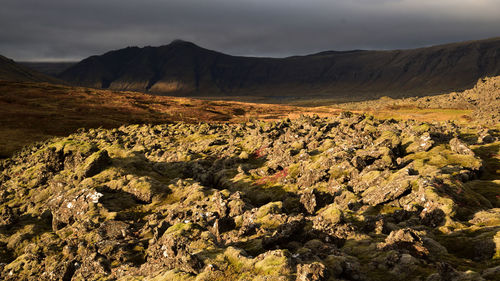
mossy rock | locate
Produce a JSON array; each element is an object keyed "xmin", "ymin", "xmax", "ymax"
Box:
[
  {"xmin": 165, "ymin": 222, "xmax": 195, "ymax": 237},
  {"xmin": 256, "ymin": 202, "xmax": 282, "ymax": 218},
  {"xmin": 254, "ymin": 250, "xmax": 291, "ymax": 276},
  {"xmin": 318, "ymin": 204, "xmax": 344, "ymax": 224},
  {"xmin": 78, "ymin": 149, "xmax": 111, "ymax": 178}
]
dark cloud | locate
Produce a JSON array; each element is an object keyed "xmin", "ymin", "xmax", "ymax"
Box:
[{"xmin": 1, "ymin": 0, "xmax": 499, "ymax": 61}]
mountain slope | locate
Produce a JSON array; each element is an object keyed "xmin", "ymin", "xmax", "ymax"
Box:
[
  {"xmin": 0, "ymin": 55, "xmax": 62, "ymax": 83},
  {"xmin": 59, "ymin": 38, "xmax": 500, "ymax": 99}
]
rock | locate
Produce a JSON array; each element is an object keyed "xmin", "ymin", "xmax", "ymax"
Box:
[
  {"xmin": 50, "ymin": 189, "xmax": 103, "ymax": 231},
  {"xmin": 482, "ymin": 266, "xmax": 500, "ymax": 280},
  {"xmin": 0, "ymin": 114, "xmax": 498, "ymax": 280},
  {"xmin": 422, "ymin": 237, "xmax": 448, "ymax": 256},
  {"xmin": 420, "ymin": 208, "xmax": 446, "ymax": 227},
  {"xmin": 469, "ymin": 208, "xmax": 500, "ymax": 226},
  {"xmin": 426, "ymin": 263, "xmax": 484, "ymax": 281},
  {"xmin": 351, "ymin": 155, "xmax": 367, "ymax": 171},
  {"xmin": 477, "ymin": 130, "xmax": 494, "ymax": 144},
  {"xmin": 146, "ymin": 223, "xmax": 205, "ymax": 274},
  {"xmin": 300, "ymin": 189, "xmax": 317, "ymax": 214},
  {"xmin": 212, "ymin": 217, "xmax": 235, "ymax": 241},
  {"xmin": 0, "ymin": 206, "xmax": 16, "ymax": 227},
  {"xmin": 378, "ymin": 228, "xmax": 429, "ymax": 258},
  {"xmin": 80, "ymin": 149, "xmax": 111, "ymax": 178},
  {"xmin": 97, "ymin": 220, "xmax": 130, "ymax": 239},
  {"xmin": 406, "ymin": 132, "xmax": 434, "ymax": 153},
  {"xmin": 418, "ymin": 132, "xmax": 434, "ymax": 152},
  {"xmin": 213, "ymin": 191, "xmax": 228, "ymax": 217},
  {"xmin": 296, "ymin": 262, "xmax": 328, "ymax": 281},
  {"xmin": 362, "ymin": 176, "xmax": 413, "ymax": 206},
  {"xmin": 333, "ymin": 189, "xmax": 359, "ymax": 210},
  {"xmin": 449, "ymin": 138, "xmax": 475, "ymax": 156},
  {"xmin": 254, "ymin": 250, "xmax": 292, "ymax": 277}
]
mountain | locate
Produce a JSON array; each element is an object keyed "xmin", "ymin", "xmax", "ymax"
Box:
[
  {"xmin": 59, "ymin": 38, "xmax": 500, "ymax": 99},
  {"xmin": 0, "ymin": 54, "xmax": 62, "ymax": 83}
]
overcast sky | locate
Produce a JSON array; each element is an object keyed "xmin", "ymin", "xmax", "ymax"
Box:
[{"xmin": 1, "ymin": 0, "xmax": 500, "ymax": 61}]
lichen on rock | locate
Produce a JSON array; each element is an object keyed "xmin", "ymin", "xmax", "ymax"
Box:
[{"xmin": 0, "ymin": 113, "xmax": 499, "ymax": 280}]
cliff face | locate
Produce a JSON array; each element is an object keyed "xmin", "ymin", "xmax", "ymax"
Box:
[{"xmin": 59, "ymin": 38, "xmax": 500, "ymax": 99}]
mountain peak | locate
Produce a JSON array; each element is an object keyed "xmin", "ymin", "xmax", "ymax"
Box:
[
  {"xmin": 168, "ymin": 39, "xmax": 198, "ymax": 48},
  {"xmin": 59, "ymin": 37, "xmax": 500, "ymax": 97}
]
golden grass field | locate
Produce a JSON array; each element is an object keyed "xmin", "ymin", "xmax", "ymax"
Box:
[
  {"xmin": 2, "ymin": 78, "xmax": 497, "ymax": 158},
  {"xmin": 0, "ymin": 81, "xmax": 341, "ymax": 157}
]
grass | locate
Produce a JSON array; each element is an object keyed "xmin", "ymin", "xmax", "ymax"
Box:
[
  {"xmin": 0, "ymin": 81, "xmax": 339, "ymax": 158},
  {"xmin": 359, "ymin": 107, "xmax": 473, "ymax": 123}
]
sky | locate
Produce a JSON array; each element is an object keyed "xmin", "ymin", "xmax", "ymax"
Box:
[{"xmin": 1, "ymin": 0, "xmax": 500, "ymax": 61}]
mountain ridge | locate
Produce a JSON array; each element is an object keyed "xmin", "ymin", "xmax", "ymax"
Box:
[
  {"xmin": 59, "ymin": 37, "xmax": 500, "ymax": 99},
  {"xmin": 0, "ymin": 55, "xmax": 63, "ymax": 83}
]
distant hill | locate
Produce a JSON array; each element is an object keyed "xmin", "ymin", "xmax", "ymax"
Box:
[
  {"xmin": 59, "ymin": 37, "xmax": 500, "ymax": 100},
  {"xmin": 0, "ymin": 55, "xmax": 62, "ymax": 83},
  {"xmin": 338, "ymin": 75, "xmax": 500, "ymax": 125},
  {"xmin": 19, "ymin": 61, "xmax": 76, "ymax": 77}
]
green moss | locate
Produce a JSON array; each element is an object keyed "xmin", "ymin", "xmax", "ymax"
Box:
[
  {"xmin": 318, "ymin": 204, "xmax": 343, "ymax": 224},
  {"xmin": 291, "ymin": 141, "xmax": 305, "ymax": 150},
  {"xmin": 256, "ymin": 202, "xmax": 282, "ymax": 218},
  {"xmin": 360, "ymin": 170, "xmax": 382, "ymax": 183},
  {"xmin": 239, "ymin": 151, "xmax": 249, "ymax": 160},
  {"xmin": 494, "ymin": 232, "xmax": 500, "ymax": 259},
  {"xmin": 240, "ymin": 239, "xmax": 264, "ymax": 256},
  {"xmin": 165, "ymin": 222, "xmax": 194, "ymax": 237},
  {"xmin": 329, "ymin": 166, "xmax": 351, "ymax": 179},
  {"xmin": 49, "ymin": 139, "xmax": 97, "ymax": 155},
  {"xmin": 287, "ymin": 163, "xmax": 300, "ymax": 179},
  {"xmin": 376, "ymin": 130, "xmax": 400, "ymax": 147},
  {"xmin": 125, "ymin": 177, "xmax": 154, "ymax": 200},
  {"xmin": 220, "ymin": 247, "xmax": 253, "ymax": 273},
  {"xmin": 255, "ymin": 201, "xmax": 284, "ymax": 228},
  {"xmin": 470, "ymin": 210, "xmax": 500, "ymax": 227},
  {"xmin": 465, "ymin": 180, "xmax": 500, "ymax": 208},
  {"xmin": 380, "ymin": 205, "xmax": 403, "ymax": 215},
  {"xmin": 416, "ymin": 123, "xmax": 432, "ymax": 133},
  {"xmin": 320, "ymin": 139, "xmax": 335, "ymax": 151},
  {"xmin": 254, "ymin": 250, "xmax": 290, "ymax": 276}
]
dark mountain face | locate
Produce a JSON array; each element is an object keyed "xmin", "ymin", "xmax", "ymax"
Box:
[
  {"xmin": 0, "ymin": 55, "xmax": 62, "ymax": 83},
  {"xmin": 59, "ymin": 38, "xmax": 500, "ymax": 99}
]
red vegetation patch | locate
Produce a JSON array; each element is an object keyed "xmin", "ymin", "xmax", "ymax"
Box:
[
  {"xmin": 253, "ymin": 145, "xmax": 268, "ymax": 158},
  {"xmin": 255, "ymin": 168, "xmax": 289, "ymax": 185}
]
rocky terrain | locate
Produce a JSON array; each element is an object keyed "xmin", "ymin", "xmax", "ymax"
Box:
[
  {"xmin": 338, "ymin": 76, "xmax": 500, "ymax": 126},
  {"xmin": 0, "ymin": 81, "xmax": 337, "ymax": 158},
  {"xmin": 1, "ymin": 112, "xmax": 499, "ymax": 280},
  {"xmin": 59, "ymin": 38, "xmax": 500, "ymax": 99}
]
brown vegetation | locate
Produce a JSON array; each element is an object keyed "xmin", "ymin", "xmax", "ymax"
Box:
[{"xmin": 0, "ymin": 81, "xmax": 338, "ymax": 157}]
